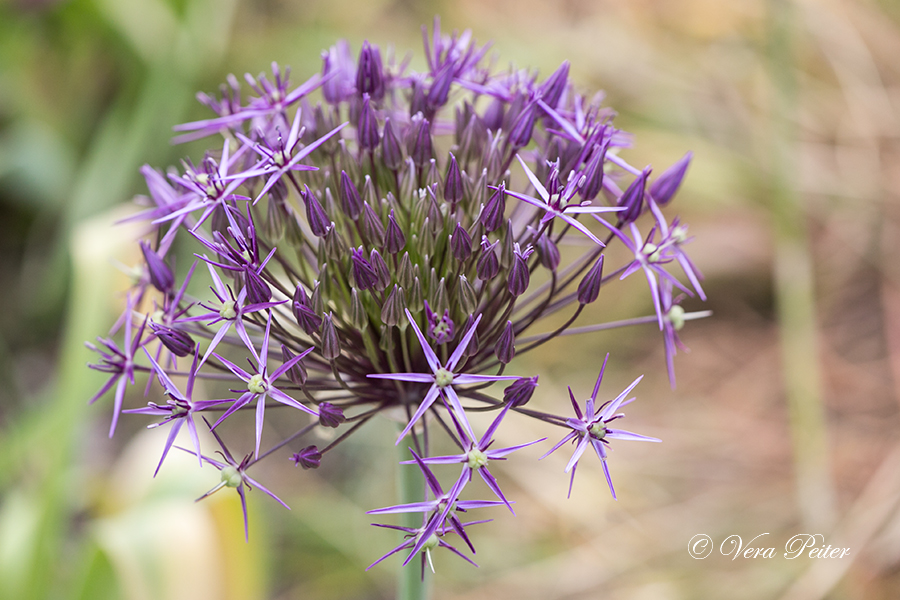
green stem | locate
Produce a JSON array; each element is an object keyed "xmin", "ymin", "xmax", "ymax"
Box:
[{"xmin": 396, "ymin": 433, "xmax": 428, "ymax": 600}]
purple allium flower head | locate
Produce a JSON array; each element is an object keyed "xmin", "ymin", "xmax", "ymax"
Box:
[
  {"xmin": 291, "ymin": 445, "xmax": 322, "ymax": 469},
  {"xmin": 91, "ymin": 23, "xmax": 704, "ymax": 569},
  {"xmin": 541, "ymin": 355, "xmax": 660, "ymax": 499}
]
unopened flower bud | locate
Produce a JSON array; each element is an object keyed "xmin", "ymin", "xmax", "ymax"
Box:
[
  {"xmin": 480, "ymin": 184, "xmax": 506, "ymax": 233},
  {"xmin": 477, "ymin": 236, "xmax": 500, "ymax": 281},
  {"xmin": 140, "ymin": 241, "xmax": 174, "ymax": 293},
  {"xmin": 150, "ymin": 323, "xmax": 195, "ymax": 357},
  {"xmin": 451, "ymin": 223, "xmax": 473, "ymax": 262},
  {"xmin": 339, "ymin": 170, "xmax": 363, "ymax": 220},
  {"xmin": 318, "ymin": 402, "xmax": 345, "ymax": 428},
  {"xmin": 650, "ymin": 152, "xmax": 692, "ymax": 206},
  {"xmin": 381, "ymin": 285, "xmax": 406, "ymax": 327},
  {"xmin": 281, "ymin": 344, "xmax": 308, "ymax": 385},
  {"xmin": 503, "ymin": 376, "xmax": 538, "ymax": 407},
  {"xmin": 291, "ymin": 445, "xmax": 322, "ymax": 469},
  {"xmin": 618, "ymin": 167, "xmax": 650, "ymax": 224},
  {"xmin": 384, "ymin": 210, "xmax": 406, "ymax": 254},
  {"xmin": 494, "ymin": 321, "xmax": 515, "ymax": 364},
  {"xmin": 577, "ymin": 255, "xmax": 604, "ymax": 304},
  {"xmin": 320, "ymin": 313, "xmax": 341, "ymax": 360}
]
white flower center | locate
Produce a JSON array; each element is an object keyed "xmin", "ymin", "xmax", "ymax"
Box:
[
  {"xmin": 467, "ymin": 448, "xmax": 489, "ymax": 470},
  {"xmin": 434, "ymin": 368, "xmax": 454, "ymax": 388},
  {"xmin": 219, "ymin": 301, "xmax": 237, "ymax": 320},
  {"xmin": 221, "ymin": 466, "xmax": 242, "ymax": 488},
  {"xmin": 666, "ymin": 305, "xmax": 685, "ymax": 330},
  {"xmin": 590, "ymin": 423, "xmax": 607, "ymax": 439},
  {"xmin": 248, "ymin": 373, "xmax": 267, "ymax": 395}
]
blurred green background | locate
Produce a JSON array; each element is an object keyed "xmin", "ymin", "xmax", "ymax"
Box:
[{"xmin": 2, "ymin": 0, "xmax": 900, "ymax": 598}]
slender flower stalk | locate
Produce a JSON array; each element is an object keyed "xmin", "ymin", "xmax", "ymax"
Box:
[{"xmin": 86, "ymin": 18, "xmax": 709, "ymax": 583}]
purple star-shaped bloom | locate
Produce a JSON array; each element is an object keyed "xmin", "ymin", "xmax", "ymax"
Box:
[
  {"xmin": 124, "ymin": 347, "xmax": 228, "ymax": 475},
  {"xmin": 368, "ymin": 309, "xmax": 518, "ymax": 444},
  {"xmin": 593, "ymin": 215, "xmax": 694, "ymax": 329},
  {"xmin": 503, "ymin": 154, "xmax": 622, "ymax": 246},
  {"xmin": 86, "ymin": 293, "xmax": 148, "ymax": 437},
  {"xmin": 211, "ymin": 312, "xmax": 318, "ymax": 458},
  {"xmin": 541, "ymin": 354, "xmax": 660, "ymax": 499},
  {"xmin": 179, "ymin": 422, "xmax": 289, "ymax": 542},
  {"xmin": 406, "ymin": 402, "xmax": 545, "ymax": 514}
]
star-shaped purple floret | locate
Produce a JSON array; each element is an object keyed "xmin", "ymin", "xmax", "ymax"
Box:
[
  {"xmin": 211, "ymin": 312, "xmax": 318, "ymax": 458},
  {"xmin": 541, "ymin": 354, "xmax": 660, "ymax": 499},
  {"xmin": 368, "ymin": 309, "xmax": 517, "ymax": 444},
  {"xmin": 405, "ymin": 402, "xmax": 545, "ymax": 514},
  {"xmin": 124, "ymin": 347, "xmax": 228, "ymax": 475}
]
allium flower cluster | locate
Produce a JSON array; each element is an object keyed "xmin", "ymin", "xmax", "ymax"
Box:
[{"xmin": 87, "ymin": 19, "xmax": 709, "ymax": 571}]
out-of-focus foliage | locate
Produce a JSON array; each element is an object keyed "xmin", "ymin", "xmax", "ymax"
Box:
[{"xmin": 2, "ymin": 0, "xmax": 900, "ymax": 599}]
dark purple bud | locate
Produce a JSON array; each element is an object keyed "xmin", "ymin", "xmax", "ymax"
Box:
[
  {"xmin": 381, "ymin": 118, "xmax": 404, "ymax": 170},
  {"xmin": 140, "ymin": 241, "xmax": 174, "ymax": 293},
  {"xmin": 291, "ymin": 445, "xmax": 322, "ymax": 469},
  {"xmin": 458, "ymin": 113, "xmax": 488, "ymax": 164},
  {"xmin": 539, "ymin": 61, "xmax": 570, "ymax": 109},
  {"xmin": 509, "ymin": 101, "xmax": 537, "ymax": 148},
  {"xmin": 508, "ymin": 244, "xmax": 533, "ymax": 297},
  {"xmin": 361, "ymin": 201, "xmax": 385, "ymax": 248},
  {"xmin": 577, "ymin": 255, "xmax": 604, "ymax": 304},
  {"xmin": 351, "ymin": 247, "xmax": 378, "ymax": 291},
  {"xmin": 302, "ymin": 185, "xmax": 331, "ymax": 238},
  {"xmin": 424, "ymin": 300, "xmax": 454, "ymax": 344},
  {"xmin": 503, "ymin": 376, "xmax": 538, "ymax": 407},
  {"xmin": 318, "ymin": 402, "xmax": 345, "ymax": 428},
  {"xmin": 357, "ymin": 94, "xmax": 380, "ymax": 150},
  {"xmin": 483, "ymin": 97, "xmax": 504, "ymax": 131},
  {"xmin": 369, "ymin": 249, "xmax": 391, "ymax": 291},
  {"xmin": 339, "ymin": 170, "xmax": 363, "ymax": 220},
  {"xmin": 355, "ymin": 41, "xmax": 384, "ymax": 100},
  {"xmin": 281, "ymin": 344, "xmax": 308, "ymax": 386},
  {"xmin": 150, "ymin": 323, "xmax": 195, "ymax": 357},
  {"xmin": 381, "ymin": 285, "xmax": 405, "ymax": 327},
  {"xmin": 427, "ymin": 63, "xmax": 455, "ymax": 112},
  {"xmin": 450, "ymin": 223, "xmax": 473, "ymax": 262},
  {"xmin": 476, "ymin": 236, "xmax": 500, "ymax": 281},
  {"xmin": 292, "ymin": 285, "xmax": 322, "ymax": 334},
  {"xmin": 650, "ymin": 152, "xmax": 692, "ymax": 206},
  {"xmin": 535, "ymin": 232, "xmax": 560, "ymax": 271},
  {"xmin": 480, "ymin": 184, "xmax": 506, "ymax": 233},
  {"xmin": 320, "ymin": 312, "xmax": 341, "ymax": 360},
  {"xmin": 494, "ymin": 321, "xmax": 515, "ymax": 364},
  {"xmin": 385, "ymin": 210, "xmax": 406, "ymax": 254},
  {"xmin": 444, "ymin": 152, "xmax": 464, "ymax": 205},
  {"xmin": 618, "ymin": 168, "xmax": 650, "ymax": 224},
  {"xmin": 244, "ymin": 268, "xmax": 272, "ymax": 303},
  {"xmin": 579, "ymin": 142, "xmax": 607, "ymax": 202},
  {"xmin": 409, "ymin": 117, "xmax": 434, "ymax": 169},
  {"xmin": 409, "ymin": 79, "xmax": 428, "ymax": 118},
  {"xmin": 321, "ymin": 41, "xmax": 353, "ymax": 104}
]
